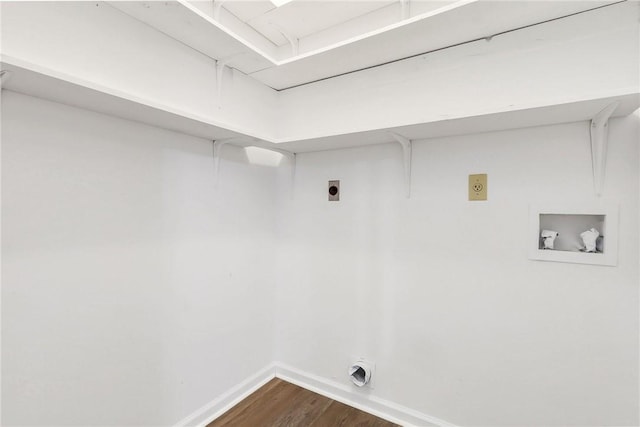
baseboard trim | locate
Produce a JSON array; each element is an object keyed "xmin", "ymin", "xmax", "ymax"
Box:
[
  {"xmin": 173, "ymin": 363, "xmax": 276, "ymax": 427},
  {"xmin": 274, "ymin": 362, "xmax": 457, "ymax": 427},
  {"xmin": 175, "ymin": 361, "xmax": 456, "ymax": 427}
]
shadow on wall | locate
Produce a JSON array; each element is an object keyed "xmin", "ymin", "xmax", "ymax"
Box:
[{"xmin": 244, "ymin": 147, "xmax": 285, "ymax": 167}]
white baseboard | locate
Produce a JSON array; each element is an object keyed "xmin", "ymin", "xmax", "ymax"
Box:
[
  {"xmin": 174, "ymin": 362, "xmax": 456, "ymax": 427},
  {"xmin": 274, "ymin": 362, "xmax": 457, "ymax": 427},
  {"xmin": 173, "ymin": 363, "xmax": 276, "ymax": 427}
]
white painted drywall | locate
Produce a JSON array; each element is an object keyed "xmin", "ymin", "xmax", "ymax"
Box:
[
  {"xmin": 0, "ymin": 2, "xmax": 280, "ymax": 140},
  {"xmin": 1, "ymin": 1, "xmax": 639, "ymax": 425},
  {"xmin": 274, "ymin": 114, "xmax": 639, "ymax": 426},
  {"xmin": 1, "ymin": 92, "xmax": 278, "ymax": 426}
]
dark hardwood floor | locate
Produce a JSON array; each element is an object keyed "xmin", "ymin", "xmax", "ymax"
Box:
[{"xmin": 207, "ymin": 378, "xmax": 399, "ymax": 427}]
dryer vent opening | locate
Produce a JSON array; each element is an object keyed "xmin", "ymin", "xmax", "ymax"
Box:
[
  {"xmin": 349, "ymin": 360, "xmax": 372, "ymax": 387},
  {"xmin": 352, "ymin": 367, "xmax": 366, "ymax": 383}
]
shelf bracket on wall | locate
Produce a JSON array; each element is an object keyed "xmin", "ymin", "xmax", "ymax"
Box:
[
  {"xmin": 212, "ymin": 0, "xmax": 227, "ymax": 21},
  {"xmin": 215, "ymin": 58, "xmax": 231, "ymax": 100},
  {"xmin": 388, "ymin": 131, "xmax": 412, "ymax": 198},
  {"xmin": 213, "ymin": 138, "xmax": 241, "ymax": 188},
  {"xmin": 0, "ymin": 70, "xmax": 12, "ymax": 87},
  {"xmin": 215, "ymin": 54, "xmax": 250, "ymax": 100},
  {"xmin": 590, "ymin": 101, "xmax": 619, "ymax": 197},
  {"xmin": 400, "ymin": 0, "xmax": 411, "ymax": 20},
  {"xmin": 268, "ymin": 22, "xmax": 299, "ymax": 56},
  {"xmin": 215, "ymin": 60, "xmax": 227, "ymax": 101}
]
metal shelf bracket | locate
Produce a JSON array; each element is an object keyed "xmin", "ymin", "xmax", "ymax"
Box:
[
  {"xmin": 590, "ymin": 101, "xmax": 619, "ymax": 197},
  {"xmin": 0, "ymin": 70, "xmax": 12, "ymax": 87},
  {"xmin": 215, "ymin": 53, "xmax": 250, "ymax": 99},
  {"xmin": 388, "ymin": 131, "xmax": 412, "ymax": 198},
  {"xmin": 400, "ymin": 0, "xmax": 411, "ymax": 20},
  {"xmin": 212, "ymin": 138, "xmax": 241, "ymax": 187},
  {"xmin": 268, "ymin": 22, "xmax": 299, "ymax": 56},
  {"xmin": 212, "ymin": 0, "xmax": 227, "ymax": 21}
]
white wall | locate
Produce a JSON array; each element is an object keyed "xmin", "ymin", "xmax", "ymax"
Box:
[
  {"xmin": 275, "ymin": 115, "xmax": 639, "ymax": 426},
  {"xmin": 2, "ymin": 74, "xmax": 639, "ymax": 427},
  {"xmin": 1, "ymin": 91, "xmax": 278, "ymax": 426},
  {"xmin": 1, "ymin": 2, "xmax": 639, "ymax": 426}
]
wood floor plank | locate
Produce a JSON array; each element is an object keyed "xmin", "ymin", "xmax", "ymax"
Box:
[
  {"xmin": 341, "ymin": 406, "xmax": 397, "ymax": 427},
  {"xmin": 210, "ymin": 379, "xmax": 298, "ymax": 426},
  {"xmin": 310, "ymin": 400, "xmax": 397, "ymax": 427},
  {"xmin": 309, "ymin": 401, "xmax": 354, "ymax": 427},
  {"xmin": 207, "ymin": 378, "xmax": 399, "ymax": 427},
  {"xmin": 270, "ymin": 386, "xmax": 333, "ymax": 426}
]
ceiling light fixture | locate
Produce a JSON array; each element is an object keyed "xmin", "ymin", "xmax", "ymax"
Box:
[{"xmin": 270, "ymin": 0, "xmax": 294, "ymax": 7}]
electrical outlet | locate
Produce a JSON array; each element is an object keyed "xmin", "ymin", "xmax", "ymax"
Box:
[{"xmin": 469, "ymin": 174, "xmax": 487, "ymax": 201}]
